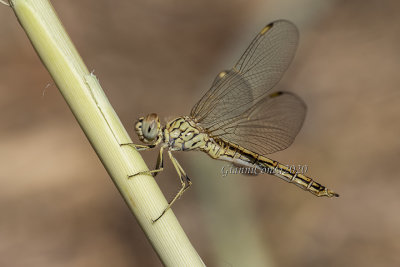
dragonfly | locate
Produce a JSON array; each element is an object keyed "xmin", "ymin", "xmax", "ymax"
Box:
[{"xmin": 124, "ymin": 20, "xmax": 339, "ymax": 222}]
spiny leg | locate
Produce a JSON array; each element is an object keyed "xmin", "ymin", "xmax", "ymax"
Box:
[
  {"xmin": 120, "ymin": 142, "xmax": 155, "ymax": 151},
  {"xmin": 128, "ymin": 146, "xmax": 164, "ymax": 178},
  {"xmin": 152, "ymin": 145, "xmax": 164, "ymax": 178},
  {"xmin": 153, "ymin": 151, "xmax": 192, "ymax": 223},
  {"xmin": 171, "ymin": 153, "xmax": 192, "ymax": 195}
]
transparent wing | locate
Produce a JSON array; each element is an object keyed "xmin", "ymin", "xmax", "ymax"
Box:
[
  {"xmin": 190, "ymin": 20, "xmax": 299, "ymax": 133},
  {"xmin": 210, "ymin": 92, "xmax": 306, "ymax": 155}
]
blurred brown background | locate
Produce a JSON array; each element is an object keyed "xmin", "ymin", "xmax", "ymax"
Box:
[{"xmin": 1, "ymin": 0, "xmax": 400, "ymax": 266}]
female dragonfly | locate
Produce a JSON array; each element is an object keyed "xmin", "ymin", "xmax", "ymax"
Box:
[{"xmin": 124, "ymin": 20, "xmax": 339, "ymax": 222}]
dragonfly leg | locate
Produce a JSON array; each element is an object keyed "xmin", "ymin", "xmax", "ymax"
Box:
[
  {"xmin": 153, "ymin": 151, "xmax": 192, "ymax": 223},
  {"xmin": 120, "ymin": 142, "xmax": 155, "ymax": 151},
  {"xmin": 127, "ymin": 147, "xmax": 164, "ymax": 178},
  {"xmin": 152, "ymin": 146, "xmax": 164, "ymax": 177}
]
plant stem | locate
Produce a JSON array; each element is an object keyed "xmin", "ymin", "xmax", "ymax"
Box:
[{"xmin": 7, "ymin": 0, "xmax": 205, "ymax": 265}]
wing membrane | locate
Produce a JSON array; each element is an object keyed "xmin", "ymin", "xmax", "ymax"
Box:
[
  {"xmin": 190, "ymin": 20, "xmax": 299, "ymax": 134},
  {"xmin": 209, "ymin": 91, "xmax": 306, "ymax": 155}
]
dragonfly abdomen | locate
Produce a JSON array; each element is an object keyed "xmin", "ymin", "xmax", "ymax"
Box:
[
  {"xmin": 209, "ymin": 141, "xmax": 338, "ymax": 198},
  {"xmin": 255, "ymin": 156, "xmax": 339, "ymax": 197}
]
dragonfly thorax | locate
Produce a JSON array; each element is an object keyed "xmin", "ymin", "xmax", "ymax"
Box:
[
  {"xmin": 164, "ymin": 117, "xmax": 209, "ymax": 152},
  {"xmin": 135, "ymin": 113, "xmax": 163, "ymax": 145}
]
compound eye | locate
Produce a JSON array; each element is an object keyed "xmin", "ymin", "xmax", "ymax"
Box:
[{"xmin": 142, "ymin": 113, "xmax": 159, "ymax": 141}]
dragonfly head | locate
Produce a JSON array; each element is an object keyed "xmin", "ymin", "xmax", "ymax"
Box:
[{"xmin": 135, "ymin": 113, "xmax": 162, "ymax": 145}]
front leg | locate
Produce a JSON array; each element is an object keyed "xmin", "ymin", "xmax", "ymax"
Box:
[{"xmin": 120, "ymin": 142, "xmax": 155, "ymax": 151}]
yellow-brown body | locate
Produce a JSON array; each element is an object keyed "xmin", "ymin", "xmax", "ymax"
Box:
[{"xmin": 162, "ymin": 116, "xmax": 338, "ymax": 197}]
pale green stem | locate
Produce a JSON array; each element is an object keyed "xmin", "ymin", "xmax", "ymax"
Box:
[{"xmin": 6, "ymin": 0, "xmax": 205, "ymax": 265}]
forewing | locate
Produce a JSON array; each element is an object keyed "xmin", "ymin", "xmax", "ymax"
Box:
[
  {"xmin": 210, "ymin": 92, "xmax": 307, "ymax": 155},
  {"xmin": 190, "ymin": 20, "xmax": 299, "ymax": 132}
]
